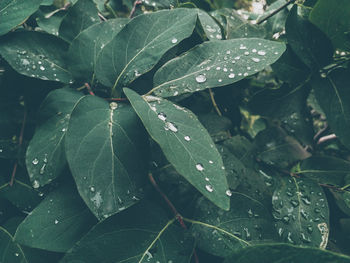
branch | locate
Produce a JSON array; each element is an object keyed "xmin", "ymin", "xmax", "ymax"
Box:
[
  {"xmin": 129, "ymin": 0, "xmax": 142, "ymax": 19},
  {"xmin": 256, "ymin": 0, "xmax": 296, "ymax": 25}
]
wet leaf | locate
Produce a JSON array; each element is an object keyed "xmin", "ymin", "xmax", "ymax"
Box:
[
  {"xmin": 198, "ymin": 10, "xmax": 223, "ymax": 41},
  {"xmin": 152, "ymin": 38, "xmax": 285, "ymax": 97},
  {"xmin": 124, "ymin": 88, "xmax": 230, "ymax": 211},
  {"xmin": 0, "ymin": 226, "xmax": 27, "ymax": 263}
]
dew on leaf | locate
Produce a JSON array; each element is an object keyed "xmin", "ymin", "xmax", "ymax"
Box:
[
  {"xmin": 196, "ymin": 163, "xmax": 204, "ymax": 171},
  {"xmin": 226, "ymin": 190, "xmax": 232, "ymax": 196},
  {"xmin": 195, "ymin": 74, "xmax": 207, "ymax": 83},
  {"xmin": 244, "ymin": 51, "xmax": 250, "ymax": 55},
  {"xmin": 243, "ymin": 227, "xmax": 251, "ymax": 240},
  {"xmin": 39, "ymin": 164, "xmax": 46, "ymax": 175},
  {"xmin": 209, "ymin": 160, "xmax": 213, "ymax": 164},
  {"xmin": 171, "ymin": 38, "xmax": 178, "ymax": 44},
  {"xmin": 32, "ymin": 158, "xmax": 39, "ymax": 165},
  {"xmin": 184, "ymin": 135, "xmax": 191, "ymax": 141},
  {"xmin": 54, "ymin": 219, "xmax": 59, "ymax": 224},
  {"xmin": 165, "ymin": 122, "xmax": 178, "ymax": 132},
  {"xmin": 257, "ymin": 50, "xmax": 266, "ymax": 56},
  {"xmin": 157, "ymin": 112, "xmax": 167, "ymax": 121},
  {"xmin": 205, "ymin": 184, "xmax": 213, "ymax": 192},
  {"xmin": 282, "ymin": 215, "xmax": 290, "ymax": 224},
  {"xmin": 33, "ymin": 180, "xmax": 40, "ymax": 189},
  {"xmin": 252, "ymin": 57, "xmax": 260, "ymax": 62},
  {"xmin": 216, "ymin": 66, "xmax": 221, "ymax": 70},
  {"xmin": 90, "ymin": 186, "xmax": 95, "ymax": 192},
  {"xmin": 218, "ymin": 79, "xmax": 222, "ymax": 82},
  {"xmin": 40, "ymin": 66, "xmax": 45, "ymax": 71}
]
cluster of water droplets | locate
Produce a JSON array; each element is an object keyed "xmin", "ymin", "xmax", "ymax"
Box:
[{"xmin": 31, "ymin": 152, "xmax": 51, "ymax": 188}]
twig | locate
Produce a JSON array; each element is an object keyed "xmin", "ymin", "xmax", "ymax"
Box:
[
  {"xmin": 84, "ymin": 83, "xmax": 95, "ymax": 96},
  {"xmin": 10, "ymin": 108, "xmax": 27, "ymax": 186},
  {"xmin": 98, "ymin": 12, "xmax": 107, "ymax": 21},
  {"xmin": 256, "ymin": 0, "xmax": 296, "ymax": 25},
  {"xmin": 45, "ymin": 2, "xmax": 70, "ymax": 19},
  {"xmin": 129, "ymin": 0, "xmax": 142, "ymax": 18},
  {"xmin": 317, "ymin": 133, "xmax": 337, "ymax": 145},
  {"xmin": 313, "ymin": 124, "xmax": 328, "ymax": 141},
  {"xmin": 208, "ymin": 89, "xmax": 222, "ymax": 116},
  {"xmin": 319, "ymin": 183, "xmax": 346, "ymax": 192}
]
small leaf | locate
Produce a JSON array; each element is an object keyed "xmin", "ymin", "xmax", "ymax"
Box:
[
  {"xmin": 67, "ymin": 18, "xmax": 129, "ymax": 81},
  {"xmin": 0, "ymin": 226, "xmax": 27, "ymax": 263},
  {"xmin": 0, "ymin": 0, "xmax": 44, "ymax": 36},
  {"xmin": 58, "ymin": 0, "xmax": 100, "ymax": 42},
  {"xmin": 152, "ymin": 38, "xmax": 285, "ymax": 97},
  {"xmin": 331, "ymin": 190, "xmax": 350, "ymax": 217},
  {"xmin": 223, "ymin": 243, "xmax": 350, "ymax": 263},
  {"xmin": 14, "ymin": 185, "xmax": 97, "ymax": 252},
  {"xmin": 0, "ymin": 31, "xmax": 73, "ymax": 83},
  {"xmin": 198, "ymin": 10, "xmax": 223, "ymax": 41},
  {"xmin": 191, "ymin": 193, "xmax": 277, "ymax": 257},
  {"xmin": 26, "ymin": 88, "xmax": 84, "ymax": 188},
  {"xmin": 124, "ymin": 88, "xmax": 230, "ymax": 211},
  {"xmin": 65, "ymin": 95, "xmax": 149, "ymax": 219},
  {"xmin": 36, "ymin": 9, "xmax": 66, "ymax": 36},
  {"xmin": 95, "ymin": 8, "xmax": 198, "ymax": 93},
  {"xmin": 272, "ymin": 176, "xmax": 329, "ymax": 248},
  {"xmin": 60, "ymin": 201, "xmax": 194, "ymax": 263}
]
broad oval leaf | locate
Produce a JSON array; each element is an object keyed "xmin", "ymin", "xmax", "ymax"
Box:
[
  {"xmin": 67, "ymin": 18, "xmax": 129, "ymax": 81},
  {"xmin": 0, "ymin": 226, "xmax": 27, "ymax": 263},
  {"xmin": 65, "ymin": 95, "xmax": 149, "ymax": 220},
  {"xmin": 14, "ymin": 185, "xmax": 97, "ymax": 252},
  {"xmin": 223, "ymin": 243, "xmax": 350, "ymax": 263},
  {"xmin": 124, "ymin": 88, "xmax": 230, "ymax": 211},
  {"xmin": 0, "ymin": 0, "xmax": 44, "ymax": 36},
  {"xmin": 95, "ymin": 8, "xmax": 198, "ymax": 93},
  {"xmin": 311, "ymin": 68, "xmax": 350, "ymax": 150},
  {"xmin": 152, "ymin": 38, "xmax": 285, "ymax": 97},
  {"xmin": 191, "ymin": 193, "xmax": 277, "ymax": 257},
  {"xmin": 26, "ymin": 88, "xmax": 84, "ymax": 188},
  {"xmin": 0, "ymin": 31, "xmax": 73, "ymax": 83},
  {"xmin": 60, "ymin": 201, "xmax": 194, "ymax": 263},
  {"xmin": 272, "ymin": 176, "xmax": 329, "ymax": 248}
]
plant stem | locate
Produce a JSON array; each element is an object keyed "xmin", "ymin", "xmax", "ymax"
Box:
[
  {"xmin": 256, "ymin": 0, "xmax": 296, "ymax": 25},
  {"xmin": 317, "ymin": 133, "xmax": 337, "ymax": 145},
  {"xmin": 208, "ymin": 89, "xmax": 222, "ymax": 116},
  {"xmin": 129, "ymin": 0, "xmax": 142, "ymax": 18}
]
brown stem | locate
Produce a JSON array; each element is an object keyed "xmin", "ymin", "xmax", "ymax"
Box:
[
  {"xmin": 317, "ymin": 133, "xmax": 337, "ymax": 145},
  {"xmin": 129, "ymin": 0, "xmax": 142, "ymax": 18},
  {"xmin": 84, "ymin": 83, "xmax": 95, "ymax": 96},
  {"xmin": 256, "ymin": 0, "xmax": 296, "ymax": 25},
  {"xmin": 208, "ymin": 89, "xmax": 222, "ymax": 116}
]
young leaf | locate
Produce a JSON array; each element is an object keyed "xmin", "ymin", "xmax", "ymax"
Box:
[
  {"xmin": 0, "ymin": 31, "xmax": 73, "ymax": 83},
  {"xmin": 191, "ymin": 193, "xmax": 278, "ymax": 257},
  {"xmin": 65, "ymin": 95, "xmax": 149, "ymax": 220},
  {"xmin": 95, "ymin": 8, "xmax": 198, "ymax": 93},
  {"xmin": 124, "ymin": 88, "xmax": 230, "ymax": 211},
  {"xmin": 60, "ymin": 201, "xmax": 194, "ymax": 263},
  {"xmin": 0, "ymin": 0, "xmax": 44, "ymax": 36},
  {"xmin": 0, "ymin": 226, "xmax": 27, "ymax": 263},
  {"xmin": 14, "ymin": 185, "xmax": 97, "ymax": 252},
  {"xmin": 67, "ymin": 18, "xmax": 129, "ymax": 81},
  {"xmin": 223, "ymin": 243, "xmax": 350, "ymax": 263},
  {"xmin": 152, "ymin": 38, "xmax": 285, "ymax": 97},
  {"xmin": 58, "ymin": 0, "xmax": 100, "ymax": 42},
  {"xmin": 272, "ymin": 176, "xmax": 329, "ymax": 248},
  {"xmin": 26, "ymin": 88, "xmax": 84, "ymax": 188}
]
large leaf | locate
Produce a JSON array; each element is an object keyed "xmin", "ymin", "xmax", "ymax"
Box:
[
  {"xmin": 26, "ymin": 88, "xmax": 84, "ymax": 188},
  {"xmin": 58, "ymin": 0, "xmax": 100, "ymax": 42},
  {"xmin": 0, "ymin": 0, "xmax": 44, "ymax": 36},
  {"xmin": 0, "ymin": 226, "xmax": 27, "ymax": 263},
  {"xmin": 14, "ymin": 185, "xmax": 97, "ymax": 252},
  {"xmin": 191, "ymin": 193, "xmax": 277, "ymax": 257},
  {"xmin": 152, "ymin": 38, "xmax": 285, "ymax": 97},
  {"xmin": 60, "ymin": 201, "xmax": 194, "ymax": 263},
  {"xmin": 272, "ymin": 176, "xmax": 329, "ymax": 248},
  {"xmin": 223, "ymin": 243, "xmax": 350, "ymax": 263},
  {"xmin": 65, "ymin": 95, "xmax": 149, "ymax": 220},
  {"xmin": 285, "ymin": 5, "xmax": 333, "ymax": 69},
  {"xmin": 309, "ymin": 0, "xmax": 350, "ymax": 51},
  {"xmin": 95, "ymin": 8, "xmax": 198, "ymax": 93},
  {"xmin": 67, "ymin": 18, "xmax": 129, "ymax": 81},
  {"xmin": 124, "ymin": 88, "xmax": 230, "ymax": 211},
  {"xmin": 0, "ymin": 31, "xmax": 73, "ymax": 83},
  {"xmin": 311, "ymin": 68, "xmax": 350, "ymax": 149}
]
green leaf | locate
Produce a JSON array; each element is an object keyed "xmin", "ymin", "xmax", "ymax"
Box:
[
  {"xmin": 311, "ymin": 68, "xmax": 350, "ymax": 149},
  {"xmin": 26, "ymin": 88, "xmax": 84, "ymax": 188},
  {"xmin": 0, "ymin": 226, "xmax": 27, "ymax": 263},
  {"xmin": 36, "ymin": 9, "xmax": 66, "ymax": 36},
  {"xmin": 14, "ymin": 185, "xmax": 97, "ymax": 252},
  {"xmin": 299, "ymin": 156, "xmax": 350, "ymax": 187},
  {"xmin": 198, "ymin": 10, "xmax": 223, "ymax": 41},
  {"xmin": 191, "ymin": 193, "xmax": 277, "ymax": 257},
  {"xmin": 0, "ymin": 31, "xmax": 73, "ymax": 83},
  {"xmin": 124, "ymin": 88, "xmax": 230, "ymax": 211},
  {"xmin": 309, "ymin": 0, "xmax": 350, "ymax": 51},
  {"xmin": 0, "ymin": 0, "xmax": 44, "ymax": 36},
  {"xmin": 67, "ymin": 18, "xmax": 129, "ymax": 81},
  {"xmin": 65, "ymin": 95, "xmax": 149, "ymax": 220},
  {"xmin": 223, "ymin": 243, "xmax": 350, "ymax": 263},
  {"xmin": 272, "ymin": 176, "xmax": 329, "ymax": 247},
  {"xmin": 60, "ymin": 201, "xmax": 194, "ymax": 263},
  {"xmin": 331, "ymin": 190, "xmax": 350, "ymax": 217},
  {"xmin": 285, "ymin": 5, "xmax": 333, "ymax": 69},
  {"xmin": 152, "ymin": 38, "xmax": 285, "ymax": 97},
  {"xmin": 58, "ymin": 0, "xmax": 100, "ymax": 42},
  {"xmin": 95, "ymin": 8, "xmax": 198, "ymax": 93}
]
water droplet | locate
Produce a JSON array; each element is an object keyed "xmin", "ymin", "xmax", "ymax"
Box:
[
  {"xmin": 243, "ymin": 227, "xmax": 251, "ymax": 240},
  {"xmin": 287, "ymin": 232, "xmax": 294, "ymax": 244},
  {"xmin": 286, "ymin": 191, "xmax": 293, "ymax": 197},
  {"xmin": 282, "ymin": 215, "xmax": 290, "ymax": 224},
  {"xmin": 205, "ymin": 185, "xmax": 213, "ymax": 192},
  {"xmin": 40, "ymin": 65, "xmax": 45, "ymax": 71},
  {"xmin": 196, "ymin": 163, "xmax": 204, "ymax": 171},
  {"xmin": 90, "ymin": 186, "xmax": 95, "ymax": 192},
  {"xmin": 239, "ymin": 45, "xmax": 247, "ymax": 50},
  {"xmin": 228, "ymin": 73, "xmax": 235, "ymax": 79},
  {"xmin": 223, "ymin": 67, "xmax": 228, "ymax": 72},
  {"xmin": 184, "ymin": 135, "xmax": 191, "ymax": 141},
  {"xmin": 40, "ymin": 164, "xmax": 46, "ymax": 175},
  {"xmin": 252, "ymin": 49, "xmax": 257, "ymax": 53},
  {"xmin": 320, "ymin": 72, "xmax": 327, "ymax": 78},
  {"xmin": 314, "ymin": 208, "xmax": 321, "ymax": 213},
  {"xmin": 209, "ymin": 160, "xmax": 213, "ymax": 164},
  {"xmin": 247, "ymin": 208, "xmax": 253, "ymax": 217},
  {"xmin": 171, "ymin": 38, "xmax": 178, "ymax": 44},
  {"xmin": 157, "ymin": 112, "xmax": 167, "ymax": 121},
  {"xmin": 244, "ymin": 51, "xmax": 249, "ymax": 55},
  {"xmin": 301, "ymin": 196, "xmax": 311, "ymax": 205},
  {"xmin": 243, "ymin": 72, "xmax": 249, "ymax": 77},
  {"xmin": 32, "ymin": 158, "xmax": 39, "ymax": 165},
  {"xmin": 165, "ymin": 122, "xmax": 178, "ymax": 132},
  {"xmin": 278, "ymin": 228, "xmax": 283, "ymax": 236},
  {"xmin": 300, "ymin": 233, "xmax": 311, "ymax": 243},
  {"xmin": 15, "ymin": 253, "xmax": 19, "ymax": 257},
  {"xmin": 307, "ymin": 226, "xmax": 313, "ymax": 233},
  {"xmin": 109, "ymin": 102, "xmax": 118, "ymax": 110},
  {"xmin": 134, "ymin": 70, "xmax": 141, "ymax": 77},
  {"xmin": 195, "ymin": 74, "xmax": 206, "ymax": 83},
  {"xmin": 218, "ymin": 79, "xmax": 222, "ymax": 82},
  {"xmin": 226, "ymin": 190, "xmax": 232, "ymax": 196},
  {"xmin": 252, "ymin": 57, "xmax": 260, "ymax": 62},
  {"xmin": 257, "ymin": 50, "xmax": 266, "ymax": 56},
  {"xmin": 33, "ymin": 180, "xmax": 40, "ymax": 189},
  {"xmin": 290, "ymin": 200, "xmax": 299, "ymax": 207},
  {"xmin": 301, "ymin": 209, "xmax": 309, "ymax": 220},
  {"xmin": 62, "ymin": 128, "xmax": 67, "ymax": 132},
  {"xmin": 54, "ymin": 219, "xmax": 59, "ymax": 224},
  {"xmin": 205, "ymin": 177, "xmax": 210, "ymax": 181},
  {"xmin": 215, "ymin": 34, "xmax": 222, "ymax": 39}
]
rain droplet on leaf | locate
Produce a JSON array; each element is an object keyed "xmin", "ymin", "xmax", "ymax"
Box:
[
  {"xmin": 195, "ymin": 74, "xmax": 206, "ymax": 83},
  {"xmin": 206, "ymin": 184, "xmax": 213, "ymax": 192},
  {"xmin": 109, "ymin": 102, "xmax": 118, "ymax": 110},
  {"xmin": 171, "ymin": 38, "xmax": 178, "ymax": 44},
  {"xmin": 32, "ymin": 158, "xmax": 39, "ymax": 165},
  {"xmin": 184, "ymin": 135, "xmax": 191, "ymax": 141},
  {"xmin": 226, "ymin": 190, "xmax": 232, "ymax": 196},
  {"xmin": 196, "ymin": 163, "xmax": 204, "ymax": 171},
  {"xmin": 157, "ymin": 112, "xmax": 167, "ymax": 121}
]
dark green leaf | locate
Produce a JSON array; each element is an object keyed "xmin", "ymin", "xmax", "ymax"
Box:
[
  {"xmin": 198, "ymin": 113, "xmax": 232, "ymax": 142},
  {"xmin": 0, "ymin": 31, "xmax": 73, "ymax": 83},
  {"xmin": 61, "ymin": 201, "xmax": 194, "ymax": 263},
  {"xmin": 14, "ymin": 185, "xmax": 97, "ymax": 252},
  {"xmin": 311, "ymin": 68, "xmax": 350, "ymax": 149},
  {"xmin": 67, "ymin": 18, "xmax": 129, "ymax": 81},
  {"xmin": 124, "ymin": 88, "xmax": 230, "ymax": 211},
  {"xmin": 95, "ymin": 8, "xmax": 198, "ymax": 93},
  {"xmin": 285, "ymin": 5, "xmax": 333, "ymax": 69},
  {"xmin": 0, "ymin": 0, "xmax": 44, "ymax": 36},
  {"xmin": 331, "ymin": 190, "xmax": 350, "ymax": 217},
  {"xmin": 36, "ymin": 10, "xmax": 66, "ymax": 36},
  {"xmin": 65, "ymin": 95, "xmax": 149, "ymax": 219},
  {"xmin": 191, "ymin": 193, "xmax": 277, "ymax": 257},
  {"xmin": 272, "ymin": 176, "xmax": 329, "ymax": 247},
  {"xmin": 198, "ymin": 10, "xmax": 223, "ymax": 41},
  {"xmin": 58, "ymin": 0, "xmax": 99, "ymax": 42},
  {"xmin": 223, "ymin": 243, "xmax": 350, "ymax": 263},
  {"xmin": 0, "ymin": 226, "xmax": 27, "ymax": 263},
  {"xmin": 26, "ymin": 88, "xmax": 84, "ymax": 188},
  {"xmin": 152, "ymin": 38, "xmax": 285, "ymax": 97}
]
